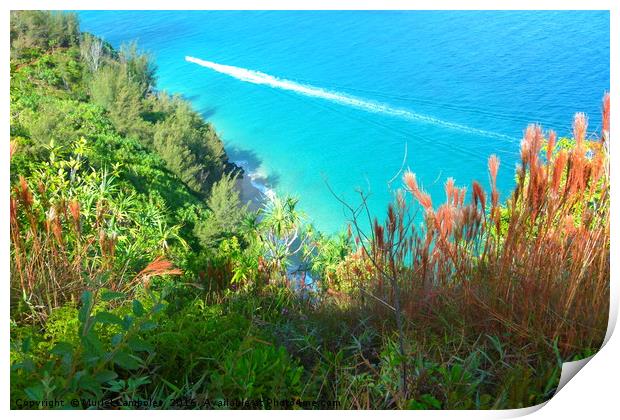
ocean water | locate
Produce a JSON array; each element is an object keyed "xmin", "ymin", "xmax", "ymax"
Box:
[{"xmin": 78, "ymin": 11, "xmax": 609, "ymax": 233}]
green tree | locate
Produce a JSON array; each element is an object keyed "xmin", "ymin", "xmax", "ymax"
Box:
[
  {"xmin": 194, "ymin": 173, "xmax": 248, "ymax": 250},
  {"xmin": 151, "ymin": 95, "xmax": 227, "ymax": 194},
  {"xmin": 10, "ymin": 11, "xmax": 79, "ymax": 59},
  {"xmin": 119, "ymin": 42, "xmax": 157, "ymax": 98},
  {"xmin": 152, "ymin": 124, "xmax": 203, "ymax": 192},
  {"xmin": 90, "ymin": 64, "xmax": 147, "ymax": 139}
]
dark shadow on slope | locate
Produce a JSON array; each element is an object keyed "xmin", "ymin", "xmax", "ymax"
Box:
[{"xmin": 226, "ymin": 147, "xmax": 281, "ymax": 211}]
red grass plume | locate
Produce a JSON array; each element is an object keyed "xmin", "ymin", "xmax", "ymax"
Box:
[
  {"xmin": 10, "ymin": 141, "xmax": 18, "ymax": 161},
  {"xmin": 129, "ymin": 256, "xmax": 183, "ymax": 289},
  {"xmin": 351, "ymin": 94, "xmax": 611, "ymax": 357},
  {"xmin": 404, "ymin": 170, "xmax": 432, "ymax": 211},
  {"xmin": 602, "ymin": 93, "xmax": 610, "ymax": 144},
  {"xmin": 573, "ymin": 112, "xmax": 588, "ymax": 147}
]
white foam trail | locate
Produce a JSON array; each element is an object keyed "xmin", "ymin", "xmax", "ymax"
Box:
[{"xmin": 186, "ymin": 56, "xmax": 514, "ymax": 141}]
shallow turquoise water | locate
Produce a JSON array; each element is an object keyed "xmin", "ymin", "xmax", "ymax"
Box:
[{"xmin": 78, "ymin": 11, "xmax": 609, "ymax": 233}]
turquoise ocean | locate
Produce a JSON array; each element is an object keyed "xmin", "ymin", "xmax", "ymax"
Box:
[{"xmin": 78, "ymin": 11, "xmax": 609, "ymax": 233}]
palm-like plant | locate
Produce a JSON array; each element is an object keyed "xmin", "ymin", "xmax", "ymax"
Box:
[
  {"xmin": 306, "ymin": 230, "xmax": 353, "ymax": 288},
  {"xmin": 153, "ymin": 217, "xmax": 188, "ymax": 252},
  {"xmin": 258, "ymin": 195, "xmax": 309, "ymax": 279}
]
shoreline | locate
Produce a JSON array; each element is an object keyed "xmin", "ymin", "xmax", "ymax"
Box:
[
  {"xmin": 232, "ymin": 159, "xmax": 275, "ymax": 212},
  {"xmin": 231, "ymin": 158, "xmax": 313, "ymax": 284}
]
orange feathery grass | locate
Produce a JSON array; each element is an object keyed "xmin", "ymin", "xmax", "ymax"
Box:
[
  {"xmin": 602, "ymin": 93, "xmax": 610, "ymax": 143},
  {"xmin": 342, "ymin": 94, "xmax": 610, "ymax": 358},
  {"xmin": 10, "ymin": 141, "xmax": 17, "ymax": 161},
  {"xmin": 69, "ymin": 199, "xmax": 80, "ymax": 223},
  {"xmin": 488, "ymin": 155, "xmax": 500, "ymax": 209},
  {"xmin": 471, "ymin": 181, "xmax": 486, "ymax": 213},
  {"xmin": 128, "ymin": 256, "xmax": 183, "ymax": 289},
  {"xmin": 488, "ymin": 155, "xmax": 500, "ymax": 187},
  {"xmin": 573, "ymin": 112, "xmax": 588, "ymax": 146},
  {"xmin": 137, "ymin": 256, "xmax": 183, "ymax": 277},
  {"xmin": 9, "ymin": 176, "xmax": 180, "ymax": 323},
  {"xmin": 551, "ymin": 149, "xmax": 568, "ymax": 195},
  {"xmin": 18, "ymin": 175, "xmax": 33, "ymax": 208},
  {"xmin": 546, "ymin": 131, "xmax": 556, "ymax": 163},
  {"xmin": 404, "ymin": 170, "xmax": 433, "ymax": 211}
]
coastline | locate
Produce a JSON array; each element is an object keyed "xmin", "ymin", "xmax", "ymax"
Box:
[
  {"xmin": 231, "ymin": 158, "xmax": 312, "ymax": 284},
  {"xmin": 232, "ymin": 159, "xmax": 275, "ymax": 212}
]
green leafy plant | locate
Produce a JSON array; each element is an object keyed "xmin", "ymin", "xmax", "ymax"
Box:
[{"xmin": 11, "ymin": 289, "xmax": 166, "ymax": 407}]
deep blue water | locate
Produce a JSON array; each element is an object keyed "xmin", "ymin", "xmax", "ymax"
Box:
[{"xmin": 78, "ymin": 11, "xmax": 609, "ymax": 233}]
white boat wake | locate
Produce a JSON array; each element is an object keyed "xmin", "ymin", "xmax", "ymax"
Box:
[{"xmin": 186, "ymin": 55, "xmax": 514, "ymax": 141}]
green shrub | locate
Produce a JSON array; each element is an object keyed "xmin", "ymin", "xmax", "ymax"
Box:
[
  {"xmin": 209, "ymin": 345, "xmax": 303, "ymax": 402},
  {"xmin": 10, "ymin": 290, "xmax": 165, "ymax": 408}
]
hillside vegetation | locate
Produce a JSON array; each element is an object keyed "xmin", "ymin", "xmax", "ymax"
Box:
[{"xmin": 10, "ymin": 11, "xmax": 609, "ymax": 410}]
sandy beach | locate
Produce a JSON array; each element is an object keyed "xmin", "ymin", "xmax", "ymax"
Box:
[{"xmin": 234, "ymin": 161, "xmax": 274, "ymax": 212}]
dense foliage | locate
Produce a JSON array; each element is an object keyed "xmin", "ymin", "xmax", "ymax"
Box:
[{"xmin": 10, "ymin": 11, "xmax": 609, "ymax": 410}]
